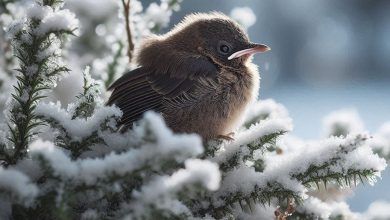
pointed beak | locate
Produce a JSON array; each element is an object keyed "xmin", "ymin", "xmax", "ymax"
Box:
[{"xmin": 228, "ymin": 43, "xmax": 271, "ymax": 60}]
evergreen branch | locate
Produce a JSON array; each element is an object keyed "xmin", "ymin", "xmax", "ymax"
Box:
[
  {"xmin": 3, "ymin": 1, "xmax": 77, "ymax": 165},
  {"xmin": 72, "ymin": 66, "xmax": 100, "ymax": 120},
  {"xmin": 298, "ymin": 168, "xmax": 376, "ymax": 189},
  {"xmin": 199, "ymin": 182, "xmax": 301, "ymax": 219},
  {"xmin": 38, "ymin": 116, "xmax": 103, "ymax": 159},
  {"xmin": 217, "ymin": 131, "xmax": 285, "ymax": 172},
  {"xmin": 291, "ymin": 135, "xmax": 375, "ymax": 188},
  {"xmin": 42, "ymin": 0, "xmax": 63, "ymax": 7}
]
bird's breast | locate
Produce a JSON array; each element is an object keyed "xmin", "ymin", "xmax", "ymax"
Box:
[
  {"xmin": 162, "ymin": 63, "xmax": 260, "ymax": 140},
  {"xmin": 217, "ymin": 64, "xmax": 260, "ymax": 133}
]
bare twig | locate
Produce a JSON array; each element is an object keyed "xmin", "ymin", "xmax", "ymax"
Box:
[{"xmin": 121, "ymin": 0, "xmax": 135, "ymax": 63}]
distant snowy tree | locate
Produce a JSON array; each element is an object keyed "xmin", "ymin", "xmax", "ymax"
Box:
[
  {"xmin": 230, "ymin": 7, "xmax": 256, "ymax": 31},
  {"xmin": 0, "ymin": 1, "xmax": 388, "ymax": 220}
]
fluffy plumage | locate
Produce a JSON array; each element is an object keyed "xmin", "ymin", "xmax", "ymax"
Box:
[{"xmin": 107, "ymin": 12, "xmax": 269, "ymax": 141}]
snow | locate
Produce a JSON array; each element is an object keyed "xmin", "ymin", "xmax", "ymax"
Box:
[
  {"xmin": 244, "ymin": 99, "xmax": 290, "ymax": 124},
  {"xmin": 212, "ymin": 133, "xmax": 387, "ymax": 209},
  {"xmin": 213, "ymin": 117, "xmax": 292, "ymax": 164},
  {"xmin": 131, "ymin": 159, "xmax": 220, "ymax": 217},
  {"xmin": 233, "ymin": 204, "xmax": 276, "ymax": 220},
  {"xmin": 26, "ymin": 4, "xmax": 52, "ymax": 20},
  {"xmin": 377, "ymin": 122, "xmax": 390, "ymax": 153},
  {"xmin": 6, "ymin": 21, "xmax": 25, "ymax": 39},
  {"xmin": 362, "ymin": 200, "xmax": 390, "ymax": 220},
  {"xmin": 299, "ymin": 200, "xmax": 390, "ymax": 220},
  {"xmin": 370, "ymin": 121, "xmax": 390, "ymax": 158},
  {"xmin": 216, "ymin": 165, "xmax": 306, "ymax": 201},
  {"xmin": 343, "ymin": 146, "xmax": 386, "ymax": 184},
  {"xmin": 35, "ymin": 101, "xmax": 122, "ymax": 141},
  {"xmin": 308, "ymin": 181, "xmax": 353, "ymax": 202},
  {"xmin": 36, "ymin": 39, "xmax": 61, "ymax": 62},
  {"xmin": 207, "ymin": 101, "xmax": 387, "ymax": 211},
  {"xmin": 29, "ymin": 140, "xmax": 78, "ymax": 179},
  {"xmin": 29, "ymin": 112, "xmax": 204, "ymax": 185},
  {"xmin": 11, "ymin": 159, "xmax": 42, "ymax": 181},
  {"xmin": 230, "ymin": 7, "xmax": 257, "ymax": 30},
  {"xmin": 36, "ymin": 9, "xmax": 79, "ymax": 36},
  {"xmin": 322, "ymin": 108, "xmax": 365, "ymax": 137},
  {"xmin": 139, "ymin": 159, "xmax": 220, "ymax": 200},
  {"xmin": 268, "ymin": 134, "xmax": 386, "ymax": 183},
  {"xmin": 1, "ymin": 0, "xmax": 389, "ymax": 218},
  {"xmin": 167, "ymin": 159, "xmax": 220, "ymax": 191},
  {"xmin": 300, "ymin": 200, "xmax": 359, "ymax": 220},
  {"xmin": 0, "ymin": 166, "xmax": 38, "ymax": 204},
  {"xmin": 297, "ymin": 197, "xmax": 332, "ymax": 219}
]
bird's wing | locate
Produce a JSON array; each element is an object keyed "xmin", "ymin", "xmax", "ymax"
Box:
[
  {"xmin": 107, "ymin": 68, "xmax": 162, "ymax": 126},
  {"xmin": 107, "ymin": 56, "xmax": 218, "ymax": 127}
]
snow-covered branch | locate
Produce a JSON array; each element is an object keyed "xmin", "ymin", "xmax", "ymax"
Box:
[
  {"xmin": 2, "ymin": 1, "xmax": 78, "ymax": 165},
  {"xmin": 0, "ymin": 167, "xmax": 38, "ymax": 205},
  {"xmin": 30, "ymin": 112, "xmax": 203, "ymax": 185}
]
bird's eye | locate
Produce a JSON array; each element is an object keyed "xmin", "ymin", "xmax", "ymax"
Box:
[
  {"xmin": 220, "ymin": 45, "xmax": 230, "ymax": 53},
  {"xmin": 217, "ymin": 41, "xmax": 232, "ymax": 55}
]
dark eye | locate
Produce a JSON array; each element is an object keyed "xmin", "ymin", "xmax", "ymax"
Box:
[{"xmin": 218, "ymin": 41, "xmax": 232, "ymax": 55}]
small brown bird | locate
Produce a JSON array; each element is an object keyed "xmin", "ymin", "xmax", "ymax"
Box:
[{"xmin": 107, "ymin": 12, "xmax": 270, "ymax": 141}]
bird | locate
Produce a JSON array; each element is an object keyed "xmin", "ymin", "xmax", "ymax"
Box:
[{"xmin": 107, "ymin": 12, "xmax": 270, "ymax": 142}]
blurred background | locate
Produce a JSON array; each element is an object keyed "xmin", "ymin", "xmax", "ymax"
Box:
[
  {"xmin": 159, "ymin": 0, "xmax": 390, "ymax": 213},
  {"xmin": 166, "ymin": 0, "xmax": 390, "ymax": 139}
]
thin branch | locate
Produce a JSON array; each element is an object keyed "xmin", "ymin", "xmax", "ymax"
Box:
[{"xmin": 121, "ymin": 0, "xmax": 135, "ymax": 63}]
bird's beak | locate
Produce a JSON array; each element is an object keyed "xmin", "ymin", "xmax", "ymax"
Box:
[{"xmin": 228, "ymin": 43, "xmax": 271, "ymax": 60}]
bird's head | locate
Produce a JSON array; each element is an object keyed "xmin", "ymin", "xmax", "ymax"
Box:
[{"xmin": 137, "ymin": 12, "xmax": 270, "ymax": 72}]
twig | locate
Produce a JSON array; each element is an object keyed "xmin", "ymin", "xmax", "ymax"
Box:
[
  {"xmin": 274, "ymin": 198, "xmax": 295, "ymax": 220},
  {"xmin": 121, "ymin": 0, "xmax": 135, "ymax": 63}
]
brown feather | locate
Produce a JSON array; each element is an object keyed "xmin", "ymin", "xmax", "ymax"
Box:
[
  {"xmin": 106, "ymin": 12, "xmax": 264, "ymax": 141},
  {"xmin": 106, "ymin": 63, "xmax": 217, "ymax": 128}
]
